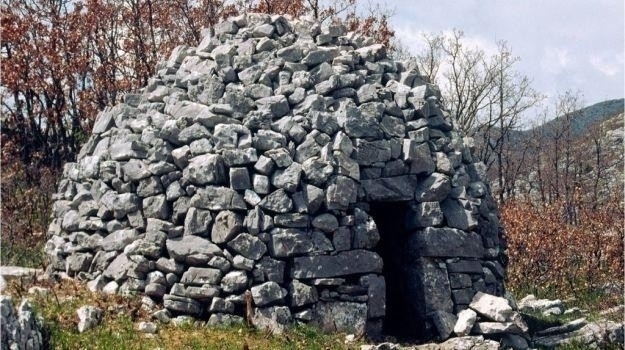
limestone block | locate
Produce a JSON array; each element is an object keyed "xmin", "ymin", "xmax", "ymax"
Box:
[
  {"xmin": 209, "ymin": 297, "xmax": 235, "ymax": 314},
  {"xmin": 291, "ymin": 250, "xmax": 383, "ymax": 279},
  {"xmin": 289, "ymin": 280, "xmax": 318, "ymax": 307},
  {"xmin": 77, "ymin": 305, "xmax": 103, "ymax": 333},
  {"xmin": 469, "ymin": 292, "xmax": 514, "ymax": 322},
  {"xmin": 409, "ymin": 227, "xmax": 484, "ymax": 258},
  {"xmin": 361, "ymin": 175, "xmax": 418, "ymax": 201},
  {"xmin": 211, "ymin": 210, "xmax": 243, "ymax": 244},
  {"xmin": 227, "ymin": 233, "xmax": 267, "ymax": 260},
  {"xmin": 221, "ymin": 270, "xmax": 249, "ymax": 293},
  {"xmin": 406, "ymin": 201, "xmax": 444, "ymax": 229},
  {"xmin": 184, "ymin": 207, "xmax": 212, "ymax": 236},
  {"xmin": 269, "ymin": 229, "xmax": 314, "ymax": 258},
  {"xmin": 183, "ymin": 154, "xmax": 226, "ymax": 186},
  {"xmin": 404, "ymin": 257, "xmax": 453, "ymax": 315},
  {"xmin": 301, "ymin": 158, "xmax": 333, "ymax": 187},
  {"xmin": 251, "ymin": 306, "xmax": 292, "ymax": 334},
  {"xmin": 189, "ymin": 187, "xmax": 247, "ymax": 211},
  {"xmin": 325, "ymin": 175, "xmax": 357, "ymax": 210},
  {"xmin": 271, "ymin": 162, "xmax": 302, "ymax": 192},
  {"xmin": 251, "ymin": 281, "xmax": 287, "ymax": 306},
  {"xmin": 163, "ymin": 294, "xmax": 202, "ymax": 316},
  {"xmin": 166, "ymin": 235, "xmax": 222, "ymax": 262},
  {"xmin": 259, "ymin": 189, "xmax": 293, "ymax": 213},
  {"xmin": 431, "ymin": 310, "xmax": 458, "ymax": 340},
  {"xmin": 441, "ymin": 198, "xmax": 478, "ymax": 231},
  {"xmin": 311, "ymin": 213, "xmax": 339, "ymax": 233},
  {"xmin": 110, "ymin": 141, "xmax": 148, "ymax": 161},
  {"xmin": 338, "ymin": 101, "xmax": 383, "ymax": 139},
  {"xmin": 360, "ymin": 274, "xmax": 386, "ymax": 318},
  {"xmin": 180, "ymin": 267, "xmax": 222, "ymax": 286},
  {"xmin": 354, "ymin": 139, "xmax": 391, "ymax": 165},
  {"xmin": 454, "ymin": 308, "xmax": 477, "ymax": 336},
  {"xmin": 311, "ymin": 301, "xmax": 367, "ymax": 334},
  {"xmin": 415, "ymin": 172, "xmax": 451, "ymax": 202}
]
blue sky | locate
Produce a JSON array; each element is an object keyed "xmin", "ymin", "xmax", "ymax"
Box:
[{"xmin": 382, "ymin": 0, "xmax": 624, "ymax": 121}]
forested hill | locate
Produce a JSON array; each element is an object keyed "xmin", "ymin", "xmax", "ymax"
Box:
[{"xmin": 533, "ymin": 98, "xmax": 624, "ymax": 138}]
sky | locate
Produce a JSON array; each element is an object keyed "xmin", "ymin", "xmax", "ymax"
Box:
[{"xmin": 380, "ymin": 0, "xmax": 624, "ymax": 124}]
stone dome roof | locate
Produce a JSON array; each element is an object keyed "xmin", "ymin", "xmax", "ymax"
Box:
[{"xmin": 45, "ymin": 13, "xmax": 506, "ymax": 340}]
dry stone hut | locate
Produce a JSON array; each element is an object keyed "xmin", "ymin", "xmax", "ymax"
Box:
[{"xmin": 45, "ymin": 14, "xmax": 506, "ymax": 341}]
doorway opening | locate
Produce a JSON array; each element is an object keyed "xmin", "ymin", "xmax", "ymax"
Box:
[{"xmin": 369, "ymin": 201, "xmax": 427, "ymax": 342}]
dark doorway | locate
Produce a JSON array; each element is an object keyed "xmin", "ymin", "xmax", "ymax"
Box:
[{"xmin": 369, "ymin": 201, "xmax": 427, "ymax": 342}]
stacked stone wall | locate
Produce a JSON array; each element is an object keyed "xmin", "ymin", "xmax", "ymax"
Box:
[{"xmin": 45, "ymin": 13, "xmax": 506, "ymax": 340}]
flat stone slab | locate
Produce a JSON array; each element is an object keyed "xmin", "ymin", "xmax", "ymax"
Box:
[
  {"xmin": 409, "ymin": 228, "xmax": 484, "ymax": 258},
  {"xmin": 291, "ymin": 250, "xmax": 383, "ymax": 279},
  {"xmin": 360, "ymin": 175, "xmax": 418, "ymax": 201},
  {"xmin": 469, "ymin": 292, "xmax": 514, "ymax": 322},
  {"xmin": 0, "ymin": 266, "xmax": 44, "ymax": 278},
  {"xmin": 0, "ymin": 266, "xmax": 45, "ymax": 290},
  {"xmin": 312, "ymin": 301, "xmax": 367, "ymax": 334}
]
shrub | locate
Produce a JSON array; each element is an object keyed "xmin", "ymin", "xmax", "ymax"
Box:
[
  {"xmin": 1, "ymin": 162, "xmax": 58, "ymax": 267},
  {"xmin": 502, "ymin": 194, "xmax": 624, "ymax": 308}
]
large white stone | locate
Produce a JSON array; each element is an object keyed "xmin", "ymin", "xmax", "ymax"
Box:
[
  {"xmin": 77, "ymin": 305, "xmax": 103, "ymax": 333},
  {"xmin": 454, "ymin": 308, "xmax": 477, "ymax": 336},
  {"xmin": 469, "ymin": 292, "xmax": 514, "ymax": 322}
]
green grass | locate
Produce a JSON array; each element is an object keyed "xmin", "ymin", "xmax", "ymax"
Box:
[
  {"xmin": 509, "ymin": 281, "xmax": 623, "ymax": 321},
  {"xmin": 554, "ymin": 339, "xmax": 624, "ymax": 350},
  {"xmin": 0, "ymin": 240, "xmax": 46, "ymax": 268},
  {"xmin": 6, "ymin": 279, "xmax": 363, "ymax": 350}
]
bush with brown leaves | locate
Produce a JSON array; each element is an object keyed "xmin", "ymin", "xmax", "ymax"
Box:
[{"xmin": 502, "ymin": 193, "xmax": 624, "ymax": 307}]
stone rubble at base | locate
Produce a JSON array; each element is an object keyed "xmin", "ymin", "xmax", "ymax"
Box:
[
  {"xmin": 358, "ymin": 292, "xmax": 623, "ymax": 349},
  {"xmin": 0, "ymin": 272, "xmax": 622, "ymax": 349}
]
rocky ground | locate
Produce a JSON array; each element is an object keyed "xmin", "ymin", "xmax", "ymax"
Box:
[{"xmin": 2, "ymin": 265, "xmax": 623, "ymax": 350}]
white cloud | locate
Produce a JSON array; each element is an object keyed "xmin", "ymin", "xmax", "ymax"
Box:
[
  {"xmin": 390, "ymin": 0, "xmax": 623, "ymax": 108},
  {"xmin": 394, "ymin": 26, "xmax": 499, "ymax": 58},
  {"xmin": 393, "ymin": 26, "xmax": 428, "ymax": 54},
  {"xmin": 459, "ymin": 33, "xmax": 499, "ymax": 57},
  {"xmin": 540, "ymin": 47, "xmax": 573, "ymax": 74},
  {"xmin": 589, "ymin": 52, "xmax": 624, "ymax": 77}
]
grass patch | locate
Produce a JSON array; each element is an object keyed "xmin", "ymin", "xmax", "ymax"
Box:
[
  {"xmin": 521, "ymin": 312, "xmax": 566, "ymax": 335},
  {"xmin": 509, "ymin": 283, "xmax": 623, "ymax": 322},
  {"xmin": 5, "ymin": 279, "xmax": 363, "ymax": 350},
  {"xmin": 0, "ymin": 240, "xmax": 46, "ymax": 268},
  {"xmin": 555, "ymin": 339, "xmax": 624, "ymax": 350}
]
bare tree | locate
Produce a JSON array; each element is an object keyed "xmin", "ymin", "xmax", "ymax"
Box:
[
  {"xmin": 588, "ymin": 122, "xmax": 605, "ymax": 207},
  {"xmin": 410, "ymin": 32, "xmax": 541, "ymax": 201},
  {"xmin": 478, "ymin": 41, "xmax": 542, "ymax": 201},
  {"xmin": 554, "ymin": 91, "xmax": 584, "ymax": 222},
  {"xmin": 412, "ymin": 32, "xmax": 444, "ymax": 83},
  {"xmin": 441, "ymin": 30, "xmax": 499, "ymax": 136}
]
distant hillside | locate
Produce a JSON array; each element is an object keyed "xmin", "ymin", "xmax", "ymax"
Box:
[
  {"xmin": 477, "ymin": 98, "xmax": 623, "ymax": 201},
  {"xmin": 507, "ymin": 100, "xmax": 623, "ymax": 203},
  {"xmin": 536, "ymin": 98, "xmax": 624, "ymax": 138},
  {"xmin": 505, "ymin": 98, "xmax": 623, "ymax": 148}
]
